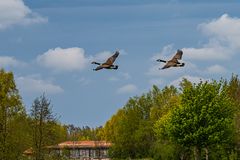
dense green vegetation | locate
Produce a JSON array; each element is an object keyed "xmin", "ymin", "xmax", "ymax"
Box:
[
  {"xmin": 0, "ymin": 69, "xmax": 101, "ymax": 160},
  {"xmin": 100, "ymin": 77, "xmax": 240, "ymax": 160},
  {"xmin": 1, "ymin": 68, "xmax": 240, "ymax": 160}
]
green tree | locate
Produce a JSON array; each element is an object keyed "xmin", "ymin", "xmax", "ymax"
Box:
[
  {"xmin": 64, "ymin": 125, "xmax": 102, "ymax": 141},
  {"xmin": 164, "ymin": 80, "xmax": 234, "ymax": 160},
  {"xmin": 227, "ymin": 75, "xmax": 240, "ymax": 158},
  {"xmin": 150, "ymin": 85, "xmax": 179, "ymax": 122},
  {"xmin": 103, "ymin": 95, "xmax": 154, "ymax": 159},
  {"xmin": 0, "ymin": 69, "xmax": 27, "ymax": 160},
  {"xmin": 102, "ymin": 85, "xmax": 180, "ymax": 159},
  {"xmin": 152, "ymin": 86, "xmax": 183, "ymax": 160},
  {"xmin": 30, "ymin": 94, "xmax": 57, "ymax": 160}
]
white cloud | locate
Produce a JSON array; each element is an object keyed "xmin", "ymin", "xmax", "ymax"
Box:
[
  {"xmin": 182, "ymin": 14, "xmax": 240, "ymax": 61},
  {"xmin": 206, "ymin": 64, "xmax": 227, "ymax": 74},
  {"xmin": 182, "ymin": 43, "xmax": 230, "ymax": 61},
  {"xmin": 117, "ymin": 84, "xmax": 138, "ymax": 94},
  {"xmin": 0, "ymin": 0, "xmax": 47, "ymax": 30},
  {"xmin": 16, "ymin": 76, "xmax": 63, "ymax": 95},
  {"xmin": 199, "ymin": 14, "xmax": 240, "ymax": 49},
  {"xmin": 37, "ymin": 48, "xmax": 125, "ymax": 72},
  {"xmin": 0, "ymin": 56, "xmax": 25, "ymax": 68},
  {"xmin": 37, "ymin": 47, "xmax": 89, "ymax": 72},
  {"xmin": 170, "ymin": 75, "xmax": 209, "ymax": 87}
]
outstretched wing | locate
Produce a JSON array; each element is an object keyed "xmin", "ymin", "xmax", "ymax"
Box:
[
  {"xmin": 104, "ymin": 51, "xmax": 120, "ymax": 65},
  {"xmin": 171, "ymin": 49, "xmax": 183, "ymax": 60}
]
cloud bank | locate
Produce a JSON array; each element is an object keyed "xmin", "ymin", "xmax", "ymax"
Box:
[
  {"xmin": 183, "ymin": 14, "xmax": 240, "ymax": 61},
  {"xmin": 0, "ymin": 56, "xmax": 25, "ymax": 68},
  {"xmin": 37, "ymin": 47, "xmax": 89, "ymax": 72},
  {"xmin": 0, "ymin": 0, "xmax": 47, "ymax": 30}
]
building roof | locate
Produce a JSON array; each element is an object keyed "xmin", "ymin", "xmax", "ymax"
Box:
[
  {"xmin": 24, "ymin": 141, "xmax": 112, "ymax": 156},
  {"xmin": 47, "ymin": 140, "xmax": 112, "ymax": 149}
]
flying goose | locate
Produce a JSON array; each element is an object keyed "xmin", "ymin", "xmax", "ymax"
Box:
[
  {"xmin": 92, "ymin": 51, "xmax": 119, "ymax": 71},
  {"xmin": 156, "ymin": 49, "xmax": 185, "ymax": 69}
]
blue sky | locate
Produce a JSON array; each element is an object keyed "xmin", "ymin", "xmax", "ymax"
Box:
[{"xmin": 0, "ymin": 0, "xmax": 239, "ymax": 127}]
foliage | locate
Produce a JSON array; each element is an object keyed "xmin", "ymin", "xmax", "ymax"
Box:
[
  {"xmin": 1, "ymin": 68, "xmax": 240, "ymax": 160},
  {"xmin": 104, "ymin": 96, "xmax": 151, "ymax": 158},
  {"xmin": 162, "ymin": 80, "xmax": 234, "ymax": 159},
  {"xmin": 227, "ymin": 75, "xmax": 240, "ymax": 158},
  {"xmin": 65, "ymin": 124, "xmax": 102, "ymax": 141},
  {"xmin": 30, "ymin": 94, "xmax": 65, "ymax": 160},
  {"xmin": 102, "ymin": 85, "xmax": 180, "ymax": 159},
  {"xmin": 0, "ymin": 69, "xmax": 28, "ymax": 160}
]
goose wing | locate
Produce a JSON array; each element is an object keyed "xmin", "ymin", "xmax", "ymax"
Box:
[
  {"xmin": 171, "ymin": 49, "xmax": 183, "ymax": 60},
  {"xmin": 104, "ymin": 51, "xmax": 120, "ymax": 65}
]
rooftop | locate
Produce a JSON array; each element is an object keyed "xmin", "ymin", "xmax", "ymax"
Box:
[{"xmin": 48, "ymin": 140, "xmax": 112, "ymax": 149}]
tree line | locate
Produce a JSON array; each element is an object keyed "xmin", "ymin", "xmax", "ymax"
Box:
[
  {"xmin": 1, "ymin": 68, "xmax": 240, "ymax": 160},
  {"xmin": 99, "ymin": 76, "xmax": 240, "ymax": 160},
  {"xmin": 0, "ymin": 69, "xmax": 101, "ymax": 160}
]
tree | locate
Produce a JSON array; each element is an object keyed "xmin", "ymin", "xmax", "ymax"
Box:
[
  {"xmin": 64, "ymin": 124, "xmax": 102, "ymax": 141},
  {"xmin": 102, "ymin": 95, "xmax": 154, "ymax": 159},
  {"xmin": 101, "ymin": 85, "xmax": 180, "ymax": 159},
  {"xmin": 164, "ymin": 80, "xmax": 234, "ymax": 160},
  {"xmin": 0, "ymin": 69, "xmax": 27, "ymax": 160},
  {"xmin": 227, "ymin": 75, "xmax": 240, "ymax": 158},
  {"xmin": 30, "ymin": 94, "xmax": 57, "ymax": 160},
  {"xmin": 150, "ymin": 85, "xmax": 179, "ymax": 122},
  {"xmin": 152, "ymin": 86, "xmax": 183, "ymax": 160}
]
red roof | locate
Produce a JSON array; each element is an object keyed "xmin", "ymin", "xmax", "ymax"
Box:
[
  {"xmin": 24, "ymin": 141, "xmax": 112, "ymax": 155},
  {"xmin": 48, "ymin": 141, "xmax": 112, "ymax": 149}
]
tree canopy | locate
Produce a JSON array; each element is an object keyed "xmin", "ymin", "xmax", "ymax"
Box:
[
  {"xmin": 1, "ymin": 68, "xmax": 240, "ymax": 160},
  {"xmin": 164, "ymin": 80, "xmax": 234, "ymax": 159}
]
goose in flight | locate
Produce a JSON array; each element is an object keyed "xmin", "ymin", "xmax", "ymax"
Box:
[
  {"xmin": 156, "ymin": 49, "xmax": 185, "ymax": 69},
  {"xmin": 92, "ymin": 51, "xmax": 119, "ymax": 71}
]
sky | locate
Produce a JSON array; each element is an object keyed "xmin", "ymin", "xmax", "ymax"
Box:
[{"xmin": 0, "ymin": 0, "xmax": 239, "ymax": 127}]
